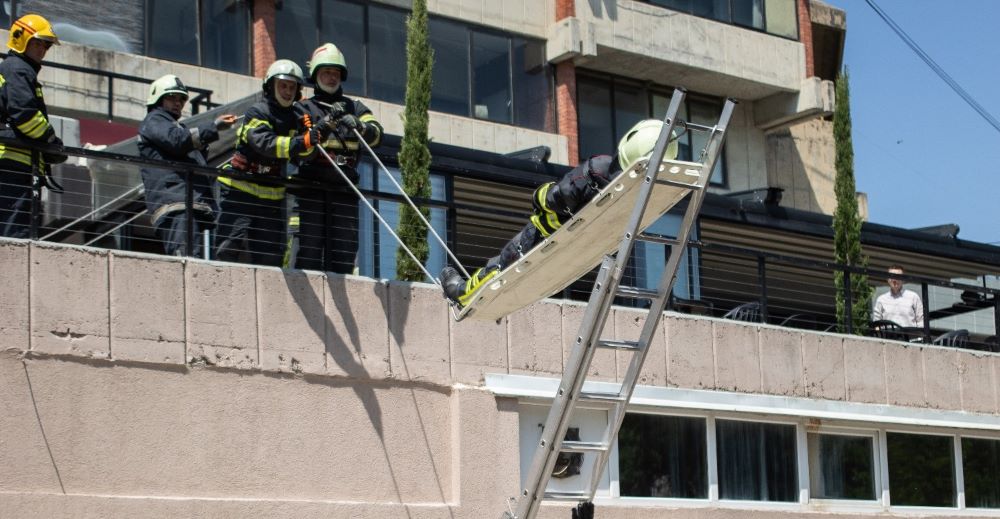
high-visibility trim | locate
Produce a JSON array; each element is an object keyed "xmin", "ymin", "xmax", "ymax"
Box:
[
  {"xmin": 459, "ymin": 267, "xmax": 500, "ymax": 307},
  {"xmin": 288, "ymin": 215, "xmax": 300, "ymax": 228},
  {"xmin": 12, "ymin": 19, "xmax": 38, "ymax": 37},
  {"xmin": 0, "ymin": 144, "xmax": 34, "ymax": 166},
  {"xmin": 217, "ymin": 176, "xmax": 285, "ymax": 200},
  {"xmin": 359, "ymin": 114, "xmax": 376, "ymax": 123},
  {"xmin": 17, "ymin": 111, "xmax": 49, "ymax": 139},
  {"xmin": 237, "ymin": 118, "xmax": 272, "ymax": 144},
  {"xmin": 320, "ymin": 137, "xmax": 360, "ymax": 151},
  {"xmin": 0, "ymin": 74, "xmax": 6, "ymax": 88},
  {"xmin": 276, "ymin": 136, "xmax": 291, "ymax": 159},
  {"xmin": 529, "ymin": 182, "xmax": 561, "ymax": 237}
]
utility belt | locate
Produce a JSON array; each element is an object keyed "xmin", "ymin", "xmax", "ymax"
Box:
[{"xmin": 229, "ymin": 151, "xmax": 281, "ymax": 176}]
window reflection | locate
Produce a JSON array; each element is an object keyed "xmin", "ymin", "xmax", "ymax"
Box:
[
  {"xmin": 368, "ymin": 6, "xmax": 408, "ymax": 105},
  {"xmin": 618, "ymin": 413, "xmax": 708, "ymax": 498},
  {"xmin": 886, "ymin": 432, "xmax": 955, "ymax": 507},
  {"xmin": 472, "ymin": 31, "xmax": 511, "ymax": 124},
  {"xmin": 147, "ymin": 0, "xmax": 199, "ymax": 66},
  {"xmin": 962, "ymin": 437, "xmax": 1000, "ymax": 508},
  {"xmin": 430, "ymin": 18, "xmax": 469, "ymax": 116},
  {"xmin": 807, "ymin": 433, "xmax": 876, "ymax": 500},
  {"xmin": 200, "ymin": 0, "xmax": 249, "ymax": 74},
  {"xmin": 716, "ymin": 419, "xmax": 797, "ymax": 502}
]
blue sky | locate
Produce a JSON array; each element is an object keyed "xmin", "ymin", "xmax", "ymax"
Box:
[{"xmin": 823, "ymin": 0, "xmax": 1000, "ymax": 245}]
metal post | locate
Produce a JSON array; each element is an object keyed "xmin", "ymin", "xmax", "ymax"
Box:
[
  {"xmin": 922, "ymin": 282, "xmax": 931, "ymax": 342},
  {"xmin": 107, "ymin": 77, "xmax": 114, "ymax": 121},
  {"xmin": 758, "ymin": 255, "xmax": 768, "ymax": 323},
  {"xmin": 994, "ymin": 297, "xmax": 999, "ymax": 346},
  {"xmin": 184, "ymin": 169, "xmax": 195, "ymax": 257},
  {"xmin": 844, "ymin": 269, "xmax": 853, "ymax": 335},
  {"xmin": 29, "ymin": 150, "xmax": 41, "ymax": 240}
]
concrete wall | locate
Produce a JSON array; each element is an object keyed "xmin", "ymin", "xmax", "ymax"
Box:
[
  {"xmin": 573, "ymin": 0, "xmax": 805, "ymax": 100},
  {"xmin": 765, "ymin": 118, "xmax": 838, "ymax": 214},
  {"xmin": 3, "ymin": 238, "xmax": 999, "ymax": 517}
]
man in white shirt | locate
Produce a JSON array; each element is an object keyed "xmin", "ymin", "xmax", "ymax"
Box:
[{"xmin": 873, "ymin": 265, "xmax": 924, "ymax": 327}]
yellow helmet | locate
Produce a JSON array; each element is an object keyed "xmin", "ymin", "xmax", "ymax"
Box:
[
  {"xmin": 8, "ymin": 14, "xmax": 59, "ymax": 54},
  {"xmin": 617, "ymin": 119, "xmax": 679, "ymax": 171}
]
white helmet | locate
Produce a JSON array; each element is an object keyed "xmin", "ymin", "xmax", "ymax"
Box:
[
  {"xmin": 263, "ymin": 59, "xmax": 304, "ymax": 107},
  {"xmin": 146, "ymin": 74, "xmax": 189, "ymax": 108},
  {"xmin": 617, "ymin": 119, "xmax": 679, "ymax": 171}
]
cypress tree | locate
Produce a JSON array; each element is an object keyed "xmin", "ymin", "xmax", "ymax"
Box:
[
  {"xmin": 395, "ymin": 0, "xmax": 433, "ymax": 281},
  {"xmin": 832, "ymin": 69, "xmax": 872, "ymax": 334}
]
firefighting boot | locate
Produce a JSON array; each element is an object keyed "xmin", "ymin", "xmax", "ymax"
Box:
[{"xmin": 440, "ymin": 267, "xmax": 467, "ymax": 305}]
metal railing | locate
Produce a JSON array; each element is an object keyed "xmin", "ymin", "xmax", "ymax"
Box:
[
  {"xmin": 1, "ymin": 53, "xmax": 220, "ymax": 120},
  {"xmin": 3, "ymin": 135, "xmax": 997, "ymax": 350}
]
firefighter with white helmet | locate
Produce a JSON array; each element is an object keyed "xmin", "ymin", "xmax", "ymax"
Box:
[
  {"xmin": 291, "ymin": 42, "xmax": 383, "ymax": 273},
  {"xmin": 137, "ymin": 74, "xmax": 237, "ymax": 256},
  {"xmin": 215, "ymin": 59, "xmax": 328, "ymax": 266},
  {"xmin": 0, "ymin": 13, "xmax": 66, "ymax": 237},
  {"xmin": 441, "ymin": 119, "xmax": 677, "ymax": 306}
]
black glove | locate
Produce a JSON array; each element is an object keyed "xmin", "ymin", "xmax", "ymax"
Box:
[
  {"xmin": 335, "ymin": 113, "xmax": 363, "ymax": 140},
  {"xmin": 326, "ymin": 101, "xmax": 348, "ymax": 118},
  {"xmin": 316, "ymin": 112, "xmax": 338, "ymax": 138},
  {"xmin": 43, "ymin": 135, "xmax": 68, "ymax": 164}
]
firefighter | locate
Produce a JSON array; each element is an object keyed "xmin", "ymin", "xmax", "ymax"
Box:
[
  {"xmin": 215, "ymin": 59, "xmax": 326, "ymax": 266},
  {"xmin": 292, "ymin": 42, "xmax": 383, "ymax": 273},
  {"xmin": 137, "ymin": 74, "xmax": 237, "ymax": 256},
  {"xmin": 0, "ymin": 13, "xmax": 66, "ymax": 238},
  {"xmin": 440, "ymin": 119, "xmax": 677, "ymax": 307}
]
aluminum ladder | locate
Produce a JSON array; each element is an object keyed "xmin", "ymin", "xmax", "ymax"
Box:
[{"xmin": 501, "ymin": 88, "xmax": 736, "ymax": 519}]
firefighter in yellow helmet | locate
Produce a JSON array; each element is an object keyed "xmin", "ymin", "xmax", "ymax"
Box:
[
  {"xmin": 0, "ymin": 14, "xmax": 66, "ymax": 238},
  {"xmin": 215, "ymin": 59, "xmax": 328, "ymax": 266},
  {"xmin": 291, "ymin": 42, "xmax": 383, "ymax": 273},
  {"xmin": 440, "ymin": 119, "xmax": 678, "ymax": 307}
]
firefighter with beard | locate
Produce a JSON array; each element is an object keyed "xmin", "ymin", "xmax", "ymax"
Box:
[
  {"xmin": 215, "ymin": 59, "xmax": 327, "ymax": 266},
  {"xmin": 137, "ymin": 74, "xmax": 237, "ymax": 256},
  {"xmin": 292, "ymin": 43, "xmax": 382, "ymax": 273},
  {"xmin": 0, "ymin": 14, "xmax": 66, "ymax": 238}
]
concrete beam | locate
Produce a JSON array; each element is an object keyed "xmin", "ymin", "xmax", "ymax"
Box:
[{"xmin": 754, "ymin": 76, "xmax": 835, "ymax": 132}]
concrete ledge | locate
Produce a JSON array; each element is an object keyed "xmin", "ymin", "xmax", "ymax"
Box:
[{"xmin": 0, "ymin": 239, "xmax": 29, "ymax": 351}]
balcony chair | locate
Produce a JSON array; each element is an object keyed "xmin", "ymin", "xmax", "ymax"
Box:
[
  {"xmin": 932, "ymin": 329, "xmax": 970, "ymax": 348},
  {"xmin": 722, "ymin": 301, "xmax": 762, "ymax": 323}
]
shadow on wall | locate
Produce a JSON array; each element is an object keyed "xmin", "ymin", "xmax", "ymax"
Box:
[
  {"xmin": 285, "ymin": 272, "xmax": 454, "ymax": 517},
  {"xmin": 765, "ymin": 125, "xmax": 827, "ymax": 215}
]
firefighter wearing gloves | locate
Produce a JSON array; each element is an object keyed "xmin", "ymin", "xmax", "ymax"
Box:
[
  {"xmin": 215, "ymin": 59, "xmax": 325, "ymax": 266},
  {"xmin": 440, "ymin": 119, "xmax": 677, "ymax": 307},
  {"xmin": 292, "ymin": 42, "xmax": 383, "ymax": 273},
  {"xmin": 138, "ymin": 74, "xmax": 237, "ymax": 256},
  {"xmin": 0, "ymin": 14, "xmax": 66, "ymax": 238}
]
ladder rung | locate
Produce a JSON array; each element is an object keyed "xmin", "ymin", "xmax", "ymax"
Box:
[
  {"xmin": 543, "ymin": 490, "xmax": 589, "ymax": 501},
  {"xmin": 578, "ymin": 391, "xmax": 626, "ymax": 405},
  {"xmin": 654, "ymin": 177, "xmax": 701, "ymax": 190},
  {"xmin": 616, "ymin": 286, "xmax": 660, "ymax": 299},
  {"xmin": 560, "ymin": 440, "xmax": 609, "ymax": 453},
  {"xmin": 598, "ymin": 339, "xmax": 641, "ymax": 351},
  {"xmin": 638, "ymin": 232, "xmax": 681, "ymax": 246}
]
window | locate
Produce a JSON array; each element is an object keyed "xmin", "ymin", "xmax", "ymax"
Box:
[
  {"xmin": 807, "ymin": 432, "xmax": 876, "ymax": 501},
  {"xmin": 357, "ymin": 160, "xmax": 447, "ymax": 280},
  {"xmin": 641, "ymin": 0, "xmax": 798, "ymax": 39},
  {"xmin": 274, "ymin": 1, "xmax": 552, "ymax": 131},
  {"xmin": 962, "ymin": 437, "xmax": 1000, "ymax": 508},
  {"xmin": 886, "ymin": 432, "xmax": 955, "ymax": 507},
  {"xmin": 618, "ymin": 413, "xmax": 708, "ymax": 498},
  {"xmin": 145, "ymin": 0, "xmax": 250, "ymax": 74},
  {"xmin": 716, "ymin": 419, "xmax": 797, "ymax": 502},
  {"xmin": 578, "ymin": 73, "xmax": 727, "ymax": 186}
]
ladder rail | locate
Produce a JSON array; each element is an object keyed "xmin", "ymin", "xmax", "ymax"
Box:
[
  {"xmin": 583, "ymin": 98, "xmax": 735, "ymax": 496},
  {"xmin": 511, "ymin": 88, "xmax": 689, "ymax": 519}
]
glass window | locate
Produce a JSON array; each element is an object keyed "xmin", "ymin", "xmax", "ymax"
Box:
[
  {"xmin": 200, "ymin": 0, "xmax": 250, "ymax": 74},
  {"xmin": 613, "ymin": 82, "xmax": 648, "ymax": 145},
  {"xmin": 512, "ymin": 38, "xmax": 552, "ymax": 132},
  {"xmin": 689, "ymin": 101, "xmax": 726, "ymax": 184},
  {"xmin": 618, "ymin": 413, "xmax": 708, "ymax": 498},
  {"xmin": 368, "ymin": 6, "xmax": 407, "ymax": 105},
  {"xmin": 962, "ymin": 437, "xmax": 1000, "ymax": 508},
  {"xmin": 886, "ymin": 432, "xmax": 955, "ymax": 507},
  {"xmin": 357, "ymin": 161, "xmax": 447, "ymax": 280},
  {"xmin": 322, "ymin": 0, "xmax": 366, "ymax": 96},
  {"xmin": 807, "ymin": 433, "xmax": 876, "ymax": 501},
  {"xmin": 429, "ymin": 18, "xmax": 469, "ymax": 116},
  {"xmin": 693, "ymin": 0, "xmax": 730, "ymax": 22},
  {"xmin": 471, "ymin": 30, "xmax": 511, "ymax": 124},
  {"xmin": 147, "ymin": 0, "xmax": 199, "ymax": 65},
  {"xmin": 576, "ymin": 77, "xmax": 614, "ymax": 159},
  {"xmin": 716, "ymin": 419, "xmax": 797, "ymax": 502},
  {"xmin": 764, "ymin": 0, "xmax": 798, "ymax": 39},
  {"xmin": 730, "ymin": 0, "xmax": 764, "ymax": 30},
  {"xmin": 648, "ymin": 0, "xmax": 691, "ymax": 11},
  {"xmin": 275, "ymin": 0, "xmax": 316, "ymax": 71}
]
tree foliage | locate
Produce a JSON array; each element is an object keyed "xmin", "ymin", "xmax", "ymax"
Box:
[
  {"xmin": 832, "ymin": 70, "xmax": 872, "ymax": 334},
  {"xmin": 395, "ymin": 0, "xmax": 433, "ymax": 281}
]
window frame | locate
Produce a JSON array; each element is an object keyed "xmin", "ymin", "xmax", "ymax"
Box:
[{"xmin": 805, "ymin": 425, "xmax": 882, "ymax": 504}]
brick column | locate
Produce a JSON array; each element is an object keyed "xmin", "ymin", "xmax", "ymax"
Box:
[
  {"xmin": 554, "ymin": 0, "xmax": 579, "ymax": 165},
  {"xmin": 252, "ymin": 0, "xmax": 277, "ymax": 78},
  {"xmin": 798, "ymin": 0, "xmax": 814, "ymax": 77}
]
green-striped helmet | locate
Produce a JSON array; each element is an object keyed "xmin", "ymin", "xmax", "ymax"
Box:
[{"xmin": 308, "ymin": 43, "xmax": 348, "ymax": 81}]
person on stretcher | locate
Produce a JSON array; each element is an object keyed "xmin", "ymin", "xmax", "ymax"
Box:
[{"xmin": 440, "ymin": 119, "xmax": 678, "ymax": 307}]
